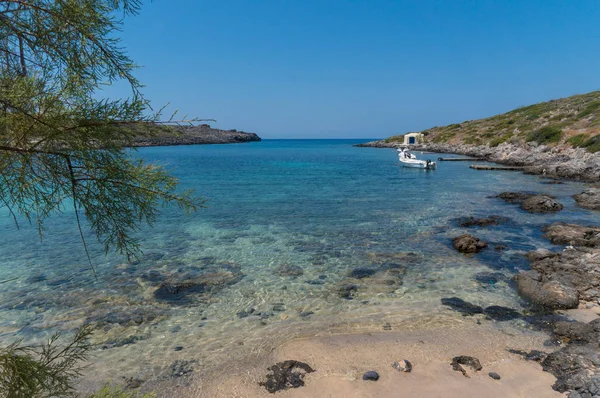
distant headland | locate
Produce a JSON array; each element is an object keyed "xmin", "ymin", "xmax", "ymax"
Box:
[{"xmin": 128, "ymin": 124, "xmax": 261, "ymax": 147}]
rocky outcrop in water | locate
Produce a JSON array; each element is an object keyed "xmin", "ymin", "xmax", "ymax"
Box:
[
  {"xmin": 452, "ymin": 234, "xmax": 487, "ymax": 253},
  {"xmin": 521, "ymin": 195, "xmax": 564, "ymax": 213},
  {"xmin": 574, "ymin": 188, "xmax": 600, "ymax": 210},
  {"xmin": 355, "ymin": 141, "xmax": 600, "ymax": 182},
  {"xmin": 495, "ymin": 192, "xmax": 563, "ymax": 213},
  {"xmin": 543, "ymin": 223, "xmax": 600, "ymax": 247},
  {"xmin": 517, "ymin": 245, "xmax": 600, "ymax": 307}
]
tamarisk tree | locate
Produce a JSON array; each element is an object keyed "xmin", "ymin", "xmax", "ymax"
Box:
[{"xmin": 0, "ymin": 0, "xmax": 204, "ymax": 273}]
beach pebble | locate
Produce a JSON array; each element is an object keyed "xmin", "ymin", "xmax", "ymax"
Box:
[
  {"xmin": 489, "ymin": 372, "xmax": 501, "ymax": 380},
  {"xmin": 392, "ymin": 360, "xmax": 412, "ymax": 372},
  {"xmin": 362, "ymin": 371, "xmax": 380, "ymax": 381}
]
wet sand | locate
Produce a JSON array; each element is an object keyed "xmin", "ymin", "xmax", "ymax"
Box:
[{"xmin": 167, "ymin": 323, "xmax": 562, "ymax": 398}]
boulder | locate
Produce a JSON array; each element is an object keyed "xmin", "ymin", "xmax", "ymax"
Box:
[
  {"xmin": 525, "ymin": 245, "xmax": 600, "ymax": 303},
  {"xmin": 452, "ymin": 234, "xmax": 488, "ymax": 253},
  {"xmin": 515, "ymin": 272, "xmax": 580, "ymax": 309},
  {"xmin": 573, "ymin": 188, "xmax": 600, "ymax": 210},
  {"xmin": 521, "ymin": 195, "xmax": 564, "ymax": 213}
]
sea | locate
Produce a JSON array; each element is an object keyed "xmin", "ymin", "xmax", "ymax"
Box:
[{"xmin": 0, "ymin": 139, "xmax": 598, "ymax": 384}]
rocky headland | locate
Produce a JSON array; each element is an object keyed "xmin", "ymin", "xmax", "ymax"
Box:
[
  {"xmin": 356, "ymin": 141, "xmax": 600, "ymax": 182},
  {"xmin": 127, "ymin": 124, "xmax": 261, "ymax": 147},
  {"xmin": 357, "ymin": 90, "xmax": 600, "ymax": 182}
]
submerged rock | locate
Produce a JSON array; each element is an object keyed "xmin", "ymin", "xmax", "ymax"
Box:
[
  {"xmin": 496, "ymin": 192, "xmax": 534, "ymax": 204},
  {"xmin": 452, "ymin": 234, "xmax": 488, "ymax": 254},
  {"xmin": 362, "ymin": 371, "xmax": 380, "ymax": 381},
  {"xmin": 85, "ymin": 305, "xmax": 169, "ymax": 328},
  {"xmin": 573, "ymin": 188, "xmax": 600, "ymax": 210},
  {"xmin": 489, "ymin": 372, "xmax": 501, "ymax": 380},
  {"xmin": 451, "ymin": 356, "xmax": 482, "ymax": 377},
  {"xmin": 483, "ymin": 305, "xmax": 521, "ymax": 321},
  {"xmin": 276, "ymin": 264, "xmax": 304, "ymax": 277},
  {"xmin": 259, "ymin": 360, "xmax": 315, "ymax": 393},
  {"xmin": 473, "ymin": 272, "xmax": 509, "ymax": 285},
  {"xmin": 168, "ymin": 359, "xmax": 198, "ymax": 378},
  {"xmin": 441, "ymin": 297, "xmax": 484, "ymax": 315},
  {"xmin": 348, "ymin": 267, "xmax": 378, "ymax": 279},
  {"xmin": 153, "ymin": 281, "xmax": 207, "ymax": 303},
  {"xmin": 457, "ymin": 216, "xmax": 506, "ymax": 227},
  {"xmin": 338, "ymin": 284, "xmax": 359, "ymax": 300},
  {"xmin": 153, "ymin": 268, "xmax": 243, "ymax": 304}
]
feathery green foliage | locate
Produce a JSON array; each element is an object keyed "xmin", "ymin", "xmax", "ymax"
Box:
[
  {"xmin": 0, "ymin": 327, "xmax": 92, "ymax": 398},
  {"xmin": 0, "ymin": 0, "xmax": 205, "ymax": 269}
]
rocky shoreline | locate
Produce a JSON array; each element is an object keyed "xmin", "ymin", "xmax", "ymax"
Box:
[
  {"xmin": 447, "ymin": 202, "xmax": 600, "ymax": 397},
  {"xmin": 355, "ymin": 140, "xmax": 600, "ymax": 182},
  {"xmin": 129, "ymin": 124, "xmax": 261, "ymax": 147}
]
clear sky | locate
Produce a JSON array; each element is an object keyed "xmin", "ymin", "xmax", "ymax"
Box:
[{"xmin": 101, "ymin": 0, "xmax": 600, "ymax": 139}]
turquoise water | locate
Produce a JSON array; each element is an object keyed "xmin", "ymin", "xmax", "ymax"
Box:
[{"xmin": 0, "ymin": 139, "xmax": 599, "ymax": 382}]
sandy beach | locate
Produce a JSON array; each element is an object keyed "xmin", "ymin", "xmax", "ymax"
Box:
[{"xmin": 156, "ymin": 322, "xmax": 564, "ymax": 397}]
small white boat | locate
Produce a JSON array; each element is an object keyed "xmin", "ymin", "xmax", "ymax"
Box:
[{"xmin": 397, "ymin": 148, "xmax": 436, "ymax": 169}]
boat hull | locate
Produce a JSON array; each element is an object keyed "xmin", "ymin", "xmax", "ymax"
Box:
[{"xmin": 399, "ymin": 159, "xmax": 437, "ymax": 169}]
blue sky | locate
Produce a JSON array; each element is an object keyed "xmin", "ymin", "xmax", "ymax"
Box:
[{"xmin": 101, "ymin": 0, "xmax": 600, "ymax": 139}]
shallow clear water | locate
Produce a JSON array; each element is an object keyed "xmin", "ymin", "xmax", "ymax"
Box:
[{"xmin": 0, "ymin": 139, "xmax": 598, "ymax": 382}]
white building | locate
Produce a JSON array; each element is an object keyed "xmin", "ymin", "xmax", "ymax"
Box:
[{"xmin": 403, "ymin": 133, "xmax": 424, "ymax": 145}]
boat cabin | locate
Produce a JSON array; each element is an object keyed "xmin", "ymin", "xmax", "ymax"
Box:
[{"xmin": 403, "ymin": 133, "xmax": 423, "ymax": 145}]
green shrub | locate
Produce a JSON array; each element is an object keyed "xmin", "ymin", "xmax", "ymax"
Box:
[
  {"xmin": 578, "ymin": 101, "xmax": 600, "ymax": 118},
  {"xmin": 581, "ymin": 134, "xmax": 600, "ymax": 153},
  {"xmin": 489, "ymin": 138, "xmax": 504, "ymax": 147},
  {"xmin": 0, "ymin": 327, "xmax": 92, "ymax": 398},
  {"xmin": 526, "ymin": 125, "xmax": 563, "ymax": 144},
  {"xmin": 566, "ymin": 133, "xmax": 588, "ymax": 147},
  {"xmin": 88, "ymin": 385, "xmax": 156, "ymax": 398}
]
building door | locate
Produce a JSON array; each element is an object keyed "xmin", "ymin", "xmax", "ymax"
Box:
[{"xmin": 409, "ymin": 136, "xmax": 415, "ymax": 144}]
